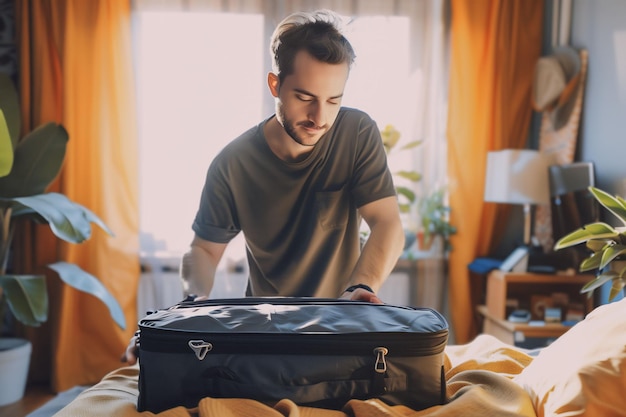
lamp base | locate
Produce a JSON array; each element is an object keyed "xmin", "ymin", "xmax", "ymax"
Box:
[{"xmin": 499, "ymin": 246, "xmax": 529, "ymax": 272}]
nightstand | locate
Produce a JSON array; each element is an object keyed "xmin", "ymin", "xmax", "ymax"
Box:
[{"xmin": 478, "ymin": 270, "xmax": 594, "ymax": 348}]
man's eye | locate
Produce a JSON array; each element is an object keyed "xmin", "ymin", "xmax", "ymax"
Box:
[{"xmin": 296, "ymin": 95, "xmax": 313, "ymax": 102}]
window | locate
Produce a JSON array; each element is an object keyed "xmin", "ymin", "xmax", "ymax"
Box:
[
  {"xmin": 343, "ymin": 16, "xmax": 416, "ymax": 140},
  {"xmin": 134, "ymin": 11, "xmax": 264, "ymax": 259},
  {"xmin": 134, "ymin": 11, "xmax": 431, "ymax": 264}
]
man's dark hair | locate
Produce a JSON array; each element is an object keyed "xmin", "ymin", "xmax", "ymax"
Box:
[{"xmin": 270, "ymin": 9, "xmax": 356, "ymax": 83}]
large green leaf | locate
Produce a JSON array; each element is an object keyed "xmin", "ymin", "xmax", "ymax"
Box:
[
  {"xmin": 0, "ymin": 123, "xmax": 69, "ymax": 197},
  {"xmin": 553, "ymin": 222, "xmax": 618, "ymax": 250},
  {"xmin": 590, "ymin": 186, "xmax": 626, "ymax": 225},
  {"xmin": 580, "ymin": 258, "xmax": 626, "ymax": 300},
  {"xmin": 0, "ymin": 110, "xmax": 13, "ymax": 177},
  {"xmin": 599, "ymin": 244, "xmax": 626, "ymax": 269},
  {"xmin": 10, "ymin": 193, "xmax": 114, "ymax": 243},
  {"xmin": 580, "ymin": 251, "xmax": 602, "ymax": 271},
  {"xmin": 586, "ymin": 239, "xmax": 610, "ymax": 252},
  {"xmin": 0, "ymin": 274, "xmax": 48, "ymax": 327},
  {"xmin": 0, "ymin": 73, "xmax": 20, "ymax": 149},
  {"xmin": 48, "ymin": 262, "xmax": 126, "ymax": 330},
  {"xmin": 580, "ymin": 272, "xmax": 615, "ymax": 294}
]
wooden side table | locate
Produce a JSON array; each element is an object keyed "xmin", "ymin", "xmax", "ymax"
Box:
[
  {"xmin": 478, "ymin": 305, "xmax": 573, "ymax": 346},
  {"xmin": 478, "ymin": 270, "xmax": 594, "ymax": 348}
]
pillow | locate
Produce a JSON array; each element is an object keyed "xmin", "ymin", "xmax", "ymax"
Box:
[{"xmin": 513, "ymin": 297, "xmax": 626, "ymax": 417}]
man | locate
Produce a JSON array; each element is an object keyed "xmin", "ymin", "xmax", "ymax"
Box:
[{"xmin": 124, "ymin": 9, "xmax": 404, "ymax": 364}]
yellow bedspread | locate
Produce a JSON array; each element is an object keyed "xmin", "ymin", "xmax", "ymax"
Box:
[
  {"xmin": 53, "ymin": 298, "xmax": 626, "ymax": 417},
  {"xmin": 52, "ymin": 335, "xmax": 536, "ymax": 417}
]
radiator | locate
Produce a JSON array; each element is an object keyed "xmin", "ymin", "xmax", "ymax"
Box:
[
  {"xmin": 138, "ymin": 254, "xmax": 249, "ymax": 316},
  {"xmin": 138, "ymin": 255, "xmax": 184, "ymax": 316}
]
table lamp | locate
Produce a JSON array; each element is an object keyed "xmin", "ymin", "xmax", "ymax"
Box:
[{"xmin": 484, "ymin": 149, "xmax": 552, "ymax": 272}]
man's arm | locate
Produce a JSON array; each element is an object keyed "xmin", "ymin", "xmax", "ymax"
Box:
[
  {"xmin": 121, "ymin": 235, "xmax": 227, "ymax": 365},
  {"xmin": 341, "ymin": 196, "xmax": 405, "ymax": 302},
  {"xmin": 180, "ymin": 234, "xmax": 228, "ymax": 298}
]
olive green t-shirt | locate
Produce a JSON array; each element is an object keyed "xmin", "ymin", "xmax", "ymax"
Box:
[{"xmin": 192, "ymin": 108, "xmax": 396, "ymax": 297}]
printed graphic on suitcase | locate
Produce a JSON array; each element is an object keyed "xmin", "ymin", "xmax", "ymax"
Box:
[{"xmin": 137, "ymin": 297, "xmax": 448, "ymax": 413}]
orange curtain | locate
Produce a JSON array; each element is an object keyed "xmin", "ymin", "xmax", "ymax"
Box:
[
  {"xmin": 16, "ymin": 0, "xmax": 139, "ymax": 391},
  {"xmin": 447, "ymin": 0, "xmax": 544, "ymax": 343}
]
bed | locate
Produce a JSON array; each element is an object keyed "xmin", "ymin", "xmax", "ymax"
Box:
[{"xmin": 43, "ymin": 297, "xmax": 626, "ymax": 417}]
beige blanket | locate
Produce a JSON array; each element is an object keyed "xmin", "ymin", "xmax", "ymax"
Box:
[{"xmin": 53, "ymin": 334, "xmax": 537, "ymax": 417}]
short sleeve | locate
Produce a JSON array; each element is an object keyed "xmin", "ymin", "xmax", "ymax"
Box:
[
  {"xmin": 192, "ymin": 162, "xmax": 240, "ymax": 243},
  {"xmin": 349, "ymin": 115, "xmax": 396, "ymax": 208}
]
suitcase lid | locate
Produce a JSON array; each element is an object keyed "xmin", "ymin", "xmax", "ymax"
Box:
[{"xmin": 138, "ymin": 297, "xmax": 448, "ymax": 335}]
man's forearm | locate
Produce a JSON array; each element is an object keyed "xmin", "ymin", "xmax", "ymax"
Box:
[
  {"xmin": 180, "ymin": 245, "xmax": 218, "ymax": 297},
  {"xmin": 347, "ymin": 219, "xmax": 405, "ymax": 292}
]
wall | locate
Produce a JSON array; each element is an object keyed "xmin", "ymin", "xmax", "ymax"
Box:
[
  {"xmin": 491, "ymin": 0, "xmax": 626, "ymax": 260},
  {"xmin": 517, "ymin": 0, "xmax": 625, "ymax": 258},
  {"xmin": 570, "ymin": 0, "xmax": 626, "ymax": 198},
  {"xmin": 569, "ymin": 0, "xmax": 626, "ymax": 304}
]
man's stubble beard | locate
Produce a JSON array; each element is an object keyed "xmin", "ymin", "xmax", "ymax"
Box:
[{"xmin": 278, "ymin": 106, "xmax": 319, "ymax": 148}]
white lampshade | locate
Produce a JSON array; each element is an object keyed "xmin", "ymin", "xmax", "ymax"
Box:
[{"xmin": 484, "ymin": 149, "xmax": 552, "ymax": 205}]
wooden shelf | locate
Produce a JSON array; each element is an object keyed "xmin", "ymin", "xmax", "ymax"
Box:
[
  {"xmin": 477, "ymin": 305, "xmax": 575, "ymax": 345},
  {"xmin": 479, "ymin": 270, "xmax": 595, "ymax": 348},
  {"xmin": 485, "ymin": 270, "xmax": 593, "ymax": 320}
]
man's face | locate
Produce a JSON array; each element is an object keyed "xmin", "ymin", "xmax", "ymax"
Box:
[{"xmin": 270, "ymin": 51, "xmax": 350, "ymax": 147}]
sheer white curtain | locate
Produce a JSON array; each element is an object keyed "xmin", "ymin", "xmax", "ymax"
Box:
[{"xmin": 131, "ymin": 0, "xmax": 449, "ymax": 303}]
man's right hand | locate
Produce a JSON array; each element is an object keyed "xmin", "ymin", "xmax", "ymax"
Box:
[
  {"xmin": 120, "ymin": 331, "xmax": 140, "ymax": 365},
  {"xmin": 120, "ymin": 294, "xmax": 212, "ymax": 365},
  {"xmin": 120, "ymin": 236, "xmax": 223, "ymax": 365}
]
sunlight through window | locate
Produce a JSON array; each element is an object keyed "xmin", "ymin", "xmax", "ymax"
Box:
[
  {"xmin": 134, "ymin": 12, "xmax": 264, "ymax": 256},
  {"xmin": 134, "ymin": 12, "xmax": 419, "ymax": 259}
]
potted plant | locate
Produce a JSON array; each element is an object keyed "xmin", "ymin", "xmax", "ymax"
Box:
[
  {"xmin": 380, "ymin": 124, "xmax": 422, "ymax": 214},
  {"xmin": 554, "ymin": 186, "xmax": 626, "ymax": 301},
  {"xmin": 0, "ymin": 72, "xmax": 125, "ymax": 405},
  {"xmin": 417, "ymin": 187, "xmax": 457, "ymax": 253},
  {"xmin": 379, "ymin": 125, "xmax": 424, "ymax": 250}
]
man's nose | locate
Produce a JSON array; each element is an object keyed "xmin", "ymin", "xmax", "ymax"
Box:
[{"xmin": 308, "ymin": 102, "xmax": 326, "ymax": 127}]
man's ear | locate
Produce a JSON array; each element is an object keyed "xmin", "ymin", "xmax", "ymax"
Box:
[{"xmin": 268, "ymin": 72, "xmax": 280, "ymax": 97}]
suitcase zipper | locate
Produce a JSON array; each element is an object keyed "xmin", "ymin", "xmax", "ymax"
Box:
[
  {"xmin": 171, "ymin": 339, "xmax": 393, "ymax": 396},
  {"xmin": 373, "ymin": 346, "xmax": 388, "ymax": 373},
  {"xmin": 176, "ymin": 297, "xmax": 441, "ymax": 315},
  {"xmin": 372, "ymin": 347, "xmax": 388, "ymax": 395},
  {"xmin": 140, "ymin": 298, "xmax": 448, "ymax": 361},
  {"xmin": 188, "ymin": 340, "xmax": 213, "ymax": 360},
  {"xmin": 140, "ymin": 327, "xmax": 447, "ymax": 357}
]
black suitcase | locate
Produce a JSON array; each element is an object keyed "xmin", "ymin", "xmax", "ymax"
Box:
[{"xmin": 136, "ymin": 297, "xmax": 449, "ymax": 413}]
